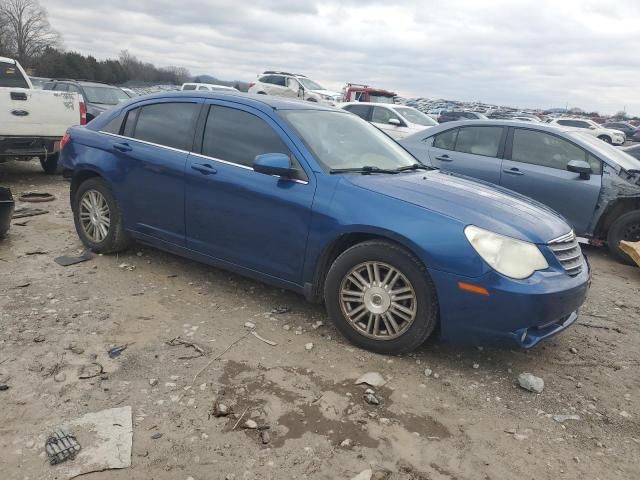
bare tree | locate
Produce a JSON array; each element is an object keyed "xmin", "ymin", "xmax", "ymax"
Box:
[{"xmin": 0, "ymin": 0, "xmax": 60, "ymax": 65}]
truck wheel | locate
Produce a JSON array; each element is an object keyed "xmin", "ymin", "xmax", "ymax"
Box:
[
  {"xmin": 72, "ymin": 177, "xmax": 131, "ymax": 253},
  {"xmin": 40, "ymin": 153, "xmax": 61, "ymax": 174},
  {"xmin": 607, "ymin": 210, "xmax": 640, "ymax": 265},
  {"xmin": 597, "ymin": 135, "xmax": 612, "ymax": 144},
  {"xmin": 324, "ymin": 240, "xmax": 439, "ymax": 354}
]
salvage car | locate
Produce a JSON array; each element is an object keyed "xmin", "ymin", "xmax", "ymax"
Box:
[
  {"xmin": 60, "ymin": 92, "xmax": 589, "ymax": 354},
  {"xmin": 547, "ymin": 118, "xmax": 625, "ymax": 145},
  {"xmin": 340, "ymin": 102, "xmax": 438, "ymax": 140},
  {"xmin": 400, "ymin": 120, "xmax": 640, "ymax": 264},
  {"xmin": 44, "ymin": 79, "xmax": 130, "ymax": 122},
  {"xmin": 0, "ymin": 56, "xmax": 86, "ymax": 173},
  {"xmin": 248, "ymin": 71, "xmax": 342, "ymax": 106}
]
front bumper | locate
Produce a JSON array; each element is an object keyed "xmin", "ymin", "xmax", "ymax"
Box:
[
  {"xmin": 612, "ymin": 136, "xmax": 626, "ymax": 145},
  {"xmin": 429, "ymin": 256, "xmax": 590, "ymax": 348}
]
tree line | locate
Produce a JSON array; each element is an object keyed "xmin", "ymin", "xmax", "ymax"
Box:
[{"xmin": 0, "ymin": 0, "xmax": 190, "ymax": 85}]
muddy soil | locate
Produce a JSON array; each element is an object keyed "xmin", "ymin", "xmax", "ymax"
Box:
[{"xmin": 1, "ymin": 161, "xmax": 638, "ymax": 480}]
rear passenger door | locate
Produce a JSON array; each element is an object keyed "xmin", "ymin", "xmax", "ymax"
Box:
[
  {"xmin": 500, "ymin": 128, "xmax": 602, "ymax": 234},
  {"xmin": 184, "ymin": 101, "xmax": 315, "ymax": 284},
  {"xmin": 102, "ymin": 99, "xmax": 201, "ymax": 245},
  {"xmin": 427, "ymin": 126, "xmax": 505, "ymax": 183}
]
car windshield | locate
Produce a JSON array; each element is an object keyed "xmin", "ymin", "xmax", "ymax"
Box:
[
  {"xmin": 393, "ymin": 107, "xmax": 438, "ymax": 126},
  {"xmin": 569, "ymin": 131, "xmax": 640, "ymax": 171},
  {"xmin": 369, "ymin": 94, "xmax": 395, "ymax": 104},
  {"xmin": 298, "ymin": 78, "xmax": 324, "ymax": 90},
  {"xmin": 82, "ymin": 86, "xmax": 130, "ymax": 105},
  {"xmin": 282, "ymin": 110, "xmax": 418, "ymax": 171}
]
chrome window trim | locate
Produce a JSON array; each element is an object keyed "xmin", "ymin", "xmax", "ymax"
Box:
[{"xmin": 99, "ymin": 131, "xmax": 309, "ymax": 185}]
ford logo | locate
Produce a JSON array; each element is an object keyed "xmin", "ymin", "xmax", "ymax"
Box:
[{"xmin": 11, "ymin": 109, "xmax": 29, "ymax": 117}]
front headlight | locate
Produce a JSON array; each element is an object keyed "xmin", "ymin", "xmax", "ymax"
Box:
[{"xmin": 464, "ymin": 225, "xmax": 548, "ymax": 279}]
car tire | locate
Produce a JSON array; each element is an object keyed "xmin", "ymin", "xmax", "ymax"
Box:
[
  {"xmin": 324, "ymin": 240, "xmax": 439, "ymax": 354},
  {"xmin": 39, "ymin": 153, "xmax": 61, "ymax": 174},
  {"xmin": 72, "ymin": 177, "xmax": 131, "ymax": 254},
  {"xmin": 607, "ymin": 210, "xmax": 640, "ymax": 265},
  {"xmin": 598, "ymin": 135, "xmax": 612, "ymax": 144}
]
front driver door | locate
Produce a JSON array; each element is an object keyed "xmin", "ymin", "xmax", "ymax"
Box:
[
  {"xmin": 500, "ymin": 128, "xmax": 602, "ymax": 235},
  {"xmin": 370, "ymin": 106, "xmax": 406, "ymax": 139},
  {"xmin": 185, "ymin": 102, "xmax": 315, "ymax": 283}
]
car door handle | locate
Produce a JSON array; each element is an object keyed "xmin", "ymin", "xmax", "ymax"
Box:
[
  {"xmin": 435, "ymin": 155, "xmax": 452, "ymax": 162},
  {"xmin": 503, "ymin": 168, "xmax": 524, "ymax": 176},
  {"xmin": 113, "ymin": 142, "xmax": 132, "ymax": 153},
  {"xmin": 191, "ymin": 163, "xmax": 217, "ymax": 175}
]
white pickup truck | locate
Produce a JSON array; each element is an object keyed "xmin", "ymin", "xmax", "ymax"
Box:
[{"xmin": 0, "ymin": 56, "xmax": 86, "ymax": 173}]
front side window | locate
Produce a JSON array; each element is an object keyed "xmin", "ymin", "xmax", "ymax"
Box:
[
  {"xmin": 130, "ymin": 102, "xmax": 199, "ymax": 150},
  {"xmin": 393, "ymin": 107, "xmax": 437, "ymax": 126},
  {"xmin": 82, "ymin": 86, "xmax": 130, "ymax": 105},
  {"xmin": 512, "ymin": 129, "xmax": 602, "ymax": 174},
  {"xmin": 454, "ymin": 126, "xmax": 503, "ymax": 157},
  {"xmin": 344, "ymin": 105, "xmax": 371, "ymax": 120},
  {"xmin": 298, "ymin": 78, "xmax": 324, "ymax": 90},
  {"xmin": 202, "ymin": 105, "xmax": 289, "ymax": 168},
  {"xmin": 371, "ymin": 107, "xmax": 401, "ymax": 124},
  {"xmin": 433, "ymin": 128, "xmax": 458, "ymax": 150}
]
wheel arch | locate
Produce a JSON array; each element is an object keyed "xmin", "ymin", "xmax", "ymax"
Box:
[
  {"xmin": 70, "ymin": 169, "xmax": 104, "ymax": 208},
  {"xmin": 305, "ymin": 230, "xmax": 427, "ymax": 303},
  {"xmin": 593, "ymin": 197, "xmax": 640, "ymax": 240}
]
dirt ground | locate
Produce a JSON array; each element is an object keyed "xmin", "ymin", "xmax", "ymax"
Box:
[{"xmin": 1, "ymin": 160, "xmax": 639, "ymax": 480}]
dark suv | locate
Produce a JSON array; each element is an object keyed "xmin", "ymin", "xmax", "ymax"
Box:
[
  {"xmin": 603, "ymin": 121, "xmax": 639, "ymax": 140},
  {"xmin": 44, "ymin": 80, "xmax": 130, "ymax": 122},
  {"xmin": 438, "ymin": 111, "xmax": 488, "ymax": 123}
]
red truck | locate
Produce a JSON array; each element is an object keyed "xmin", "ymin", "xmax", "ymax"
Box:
[{"xmin": 342, "ymin": 83, "xmax": 396, "ymax": 103}]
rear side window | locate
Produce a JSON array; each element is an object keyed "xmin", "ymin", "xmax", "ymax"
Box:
[
  {"xmin": 202, "ymin": 106, "xmax": 289, "ymax": 167},
  {"xmin": 129, "ymin": 102, "xmax": 199, "ymax": 150},
  {"xmin": 344, "ymin": 105, "xmax": 371, "ymax": 120},
  {"xmin": 455, "ymin": 126, "xmax": 503, "ymax": 157},
  {"xmin": 0, "ymin": 61, "xmax": 29, "ymax": 88},
  {"xmin": 182, "ymin": 84, "xmax": 197, "ymax": 90},
  {"xmin": 511, "ymin": 129, "xmax": 602, "ymax": 174},
  {"xmin": 102, "ymin": 111, "xmax": 125, "ymax": 134},
  {"xmin": 433, "ymin": 128, "xmax": 458, "ymax": 150},
  {"xmin": 54, "ymin": 83, "xmax": 69, "ymax": 92},
  {"xmin": 197, "ymin": 86, "xmax": 209, "ymax": 91}
]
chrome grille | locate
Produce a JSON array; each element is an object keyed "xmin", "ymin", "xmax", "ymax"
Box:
[{"xmin": 548, "ymin": 231, "xmax": 583, "ymax": 276}]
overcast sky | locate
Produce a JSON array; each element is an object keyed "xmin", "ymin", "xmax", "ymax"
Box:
[{"xmin": 42, "ymin": 0, "xmax": 640, "ymax": 114}]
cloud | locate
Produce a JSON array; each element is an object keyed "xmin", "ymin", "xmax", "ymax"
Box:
[{"xmin": 40, "ymin": 0, "xmax": 640, "ymax": 114}]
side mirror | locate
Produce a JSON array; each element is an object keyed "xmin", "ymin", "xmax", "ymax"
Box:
[
  {"xmin": 388, "ymin": 118, "xmax": 402, "ymax": 126},
  {"xmin": 253, "ymin": 153, "xmax": 295, "ymax": 178},
  {"xmin": 567, "ymin": 159, "xmax": 592, "ymax": 179}
]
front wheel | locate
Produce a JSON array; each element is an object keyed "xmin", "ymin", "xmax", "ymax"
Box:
[
  {"xmin": 598, "ymin": 135, "xmax": 612, "ymax": 144},
  {"xmin": 39, "ymin": 153, "xmax": 61, "ymax": 174},
  {"xmin": 324, "ymin": 240, "xmax": 439, "ymax": 354},
  {"xmin": 72, "ymin": 177, "xmax": 131, "ymax": 253},
  {"xmin": 607, "ymin": 210, "xmax": 640, "ymax": 265}
]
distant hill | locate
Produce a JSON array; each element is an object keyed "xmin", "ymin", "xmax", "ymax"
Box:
[{"xmin": 193, "ymin": 75, "xmax": 250, "ymax": 92}]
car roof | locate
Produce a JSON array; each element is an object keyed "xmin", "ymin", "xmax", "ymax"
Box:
[
  {"xmin": 127, "ymin": 91, "xmax": 338, "ymax": 112},
  {"xmin": 410, "ymin": 119, "xmax": 585, "ymax": 137}
]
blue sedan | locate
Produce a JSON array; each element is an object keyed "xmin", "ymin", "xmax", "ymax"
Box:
[{"xmin": 60, "ymin": 92, "xmax": 589, "ymax": 354}]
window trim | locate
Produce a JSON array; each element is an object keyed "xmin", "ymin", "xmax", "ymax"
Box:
[{"xmin": 505, "ymin": 126, "xmax": 604, "ymax": 175}]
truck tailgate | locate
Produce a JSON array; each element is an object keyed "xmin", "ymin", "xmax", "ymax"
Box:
[{"xmin": 0, "ymin": 89, "xmax": 81, "ymax": 138}]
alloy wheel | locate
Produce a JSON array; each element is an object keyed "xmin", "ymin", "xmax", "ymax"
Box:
[
  {"xmin": 79, "ymin": 189, "xmax": 111, "ymax": 243},
  {"xmin": 339, "ymin": 261, "xmax": 417, "ymax": 340}
]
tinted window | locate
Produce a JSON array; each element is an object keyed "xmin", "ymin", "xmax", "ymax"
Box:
[
  {"xmin": 182, "ymin": 84, "xmax": 197, "ymax": 90},
  {"xmin": 433, "ymin": 129, "xmax": 458, "ymax": 150},
  {"xmin": 202, "ymin": 106, "xmax": 289, "ymax": 167},
  {"xmin": 271, "ymin": 75, "xmax": 286, "ymax": 87},
  {"xmin": 372, "ymin": 107, "xmax": 401, "ymax": 124},
  {"xmin": 0, "ymin": 61, "xmax": 29, "ymax": 88},
  {"xmin": 102, "ymin": 111, "xmax": 125, "ymax": 134},
  {"xmin": 344, "ymin": 105, "xmax": 371, "ymax": 120},
  {"xmin": 197, "ymin": 86, "xmax": 209, "ymax": 91},
  {"xmin": 258, "ymin": 76, "xmax": 271, "ymax": 83},
  {"xmin": 455, "ymin": 127, "xmax": 503, "ymax": 157},
  {"xmin": 512, "ymin": 129, "xmax": 602, "ymax": 174},
  {"xmin": 82, "ymin": 86, "xmax": 129, "ymax": 105},
  {"xmin": 54, "ymin": 83, "xmax": 69, "ymax": 92},
  {"xmin": 131, "ymin": 103, "xmax": 198, "ymax": 150},
  {"xmin": 67, "ymin": 85, "xmax": 81, "ymax": 94}
]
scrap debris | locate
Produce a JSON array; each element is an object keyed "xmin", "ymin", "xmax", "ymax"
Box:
[
  {"xmin": 55, "ymin": 250, "xmax": 94, "ymax": 267},
  {"xmin": 78, "ymin": 363, "xmax": 104, "ymax": 379},
  {"xmin": 251, "ymin": 331, "xmax": 277, "ymax": 346},
  {"xmin": 166, "ymin": 337, "xmax": 206, "ymax": 358},
  {"xmin": 18, "ymin": 192, "xmax": 55, "ymax": 203},
  {"xmin": 108, "ymin": 344, "xmax": 128, "ymax": 358},
  {"xmin": 45, "ymin": 430, "xmax": 81, "ymax": 465},
  {"xmin": 620, "ymin": 240, "xmax": 640, "ymax": 267},
  {"xmin": 11, "ymin": 206, "xmax": 48, "ymax": 218}
]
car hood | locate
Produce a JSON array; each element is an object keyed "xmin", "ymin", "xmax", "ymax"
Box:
[{"xmin": 346, "ymin": 170, "xmax": 571, "ymax": 244}]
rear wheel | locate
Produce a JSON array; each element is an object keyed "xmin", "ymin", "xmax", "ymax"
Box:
[
  {"xmin": 39, "ymin": 153, "xmax": 61, "ymax": 174},
  {"xmin": 324, "ymin": 240, "xmax": 439, "ymax": 354},
  {"xmin": 598, "ymin": 135, "xmax": 612, "ymax": 144},
  {"xmin": 607, "ymin": 210, "xmax": 640, "ymax": 265},
  {"xmin": 72, "ymin": 177, "xmax": 131, "ymax": 253}
]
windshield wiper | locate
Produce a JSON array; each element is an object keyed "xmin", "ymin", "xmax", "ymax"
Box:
[
  {"xmin": 329, "ymin": 166, "xmax": 399, "ymax": 174},
  {"xmin": 395, "ymin": 163, "xmax": 431, "ymax": 172}
]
